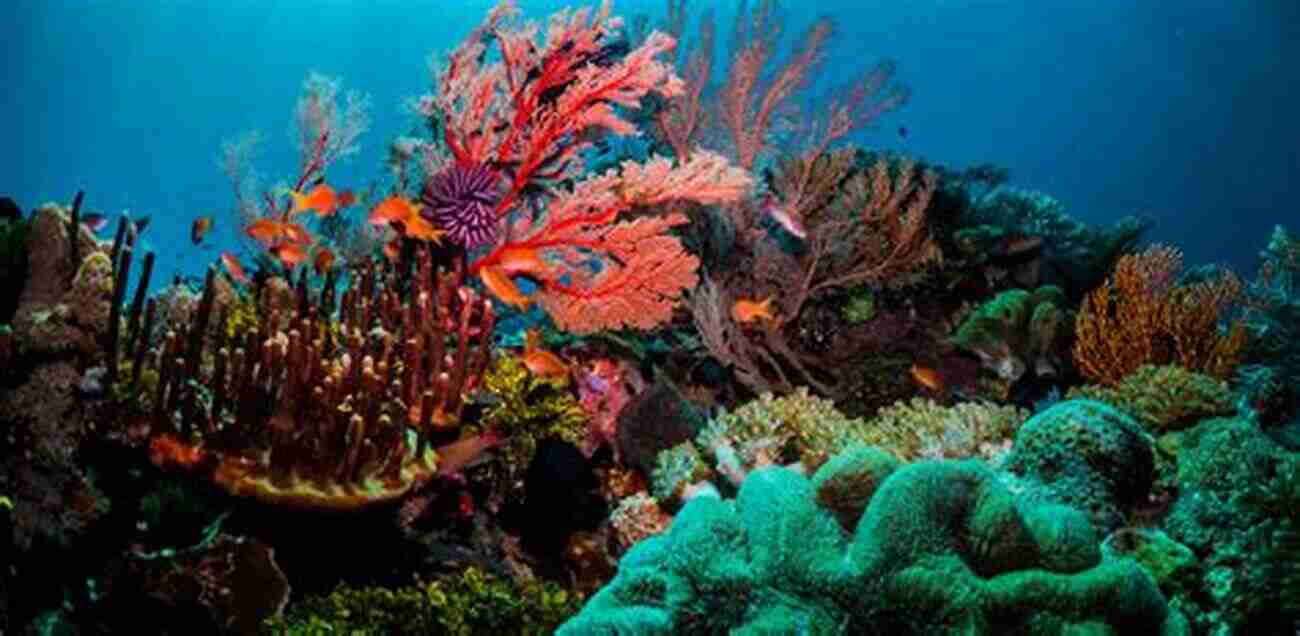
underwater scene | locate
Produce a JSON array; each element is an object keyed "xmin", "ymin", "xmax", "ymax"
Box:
[{"xmin": 3, "ymin": 0, "xmax": 1299, "ymax": 634}]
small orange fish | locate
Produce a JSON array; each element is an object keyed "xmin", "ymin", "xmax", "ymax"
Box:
[
  {"xmin": 313, "ymin": 248, "xmax": 335, "ymax": 275},
  {"xmin": 245, "ymin": 218, "xmax": 284, "ymax": 243},
  {"xmin": 369, "ymin": 195, "xmax": 420, "ymax": 226},
  {"xmin": 290, "ymin": 183, "xmax": 346, "ymax": 217},
  {"xmin": 149, "ymin": 433, "xmax": 205, "ymax": 469},
  {"xmin": 282, "ymin": 222, "xmax": 313, "ymax": 245},
  {"xmin": 497, "ymin": 246, "xmax": 548, "ymax": 276},
  {"xmin": 270, "ymin": 242, "xmax": 308, "ymax": 267},
  {"xmin": 909, "ymin": 363, "xmax": 945, "ymax": 393},
  {"xmin": 522, "ymin": 328, "xmax": 568, "ymax": 379},
  {"xmin": 220, "ymin": 251, "xmax": 249, "ymax": 284},
  {"xmin": 731, "ymin": 296, "xmax": 776, "ymax": 323},
  {"xmin": 479, "ymin": 265, "xmax": 531, "ymax": 310},
  {"xmin": 190, "ymin": 216, "xmax": 213, "ymax": 245},
  {"xmin": 403, "ymin": 213, "xmax": 445, "ymax": 243}
]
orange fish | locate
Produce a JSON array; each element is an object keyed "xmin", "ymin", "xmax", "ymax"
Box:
[
  {"xmin": 290, "ymin": 183, "xmax": 347, "ymax": 217},
  {"xmin": 497, "ymin": 246, "xmax": 548, "ymax": 276},
  {"xmin": 403, "ymin": 213, "xmax": 445, "ymax": 243},
  {"xmin": 731, "ymin": 296, "xmax": 776, "ymax": 323},
  {"xmin": 909, "ymin": 363, "xmax": 945, "ymax": 393},
  {"xmin": 149, "ymin": 433, "xmax": 205, "ymax": 469},
  {"xmin": 522, "ymin": 328, "xmax": 568, "ymax": 379},
  {"xmin": 479, "ymin": 265, "xmax": 531, "ymax": 310},
  {"xmin": 369, "ymin": 195, "xmax": 420, "ymax": 226},
  {"xmin": 313, "ymin": 248, "xmax": 336, "ymax": 275},
  {"xmin": 270, "ymin": 242, "xmax": 308, "ymax": 267},
  {"xmin": 282, "ymin": 222, "xmax": 313, "ymax": 245},
  {"xmin": 220, "ymin": 252, "xmax": 249, "ymax": 285},
  {"xmin": 245, "ymin": 218, "xmax": 284, "ymax": 243},
  {"xmin": 190, "ymin": 216, "xmax": 213, "ymax": 245}
]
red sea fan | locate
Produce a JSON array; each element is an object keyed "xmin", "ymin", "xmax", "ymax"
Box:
[{"xmin": 421, "ymin": 1, "xmax": 752, "ymax": 332}]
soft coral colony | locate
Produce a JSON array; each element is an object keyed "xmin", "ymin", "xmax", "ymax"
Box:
[{"xmin": 3, "ymin": 0, "xmax": 1299, "ymax": 634}]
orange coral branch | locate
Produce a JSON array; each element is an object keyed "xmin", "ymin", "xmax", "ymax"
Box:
[{"xmin": 1073, "ymin": 245, "xmax": 1248, "ymax": 385}]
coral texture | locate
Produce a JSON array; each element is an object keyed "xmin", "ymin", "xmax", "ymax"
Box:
[{"xmin": 561, "ymin": 451, "xmax": 1183, "ymax": 634}]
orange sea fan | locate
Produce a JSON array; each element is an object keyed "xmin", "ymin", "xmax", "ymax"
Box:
[{"xmin": 1073, "ymin": 245, "xmax": 1248, "ymax": 385}]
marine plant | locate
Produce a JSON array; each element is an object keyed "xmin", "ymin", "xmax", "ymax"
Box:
[
  {"xmin": 471, "ymin": 354, "xmax": 589, "ymax": 490},
  {"xmin": 1073, "ymin": 244, "xmax": 1249, "ymax": 385}
]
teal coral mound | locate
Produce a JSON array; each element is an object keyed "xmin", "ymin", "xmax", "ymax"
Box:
[
  {"xmin": 559, "ymin": 449, "xmax": 1183, "ymax": 635},
  {"xmin": 1003, "ymin": 399, "xmax": 1155, "ymax": 534}
]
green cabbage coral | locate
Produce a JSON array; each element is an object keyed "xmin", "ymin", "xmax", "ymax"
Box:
[
  {"xmin": 952, "ymin": 285, "xmax": 1072, "ymax": 382},
  {"xmin": 474, "ymin": 354, "xmax": 588, "ymax": 480},
  {"xmin": 1067, "ymin": 364, "xmax": 1235, "ymax": 433}
]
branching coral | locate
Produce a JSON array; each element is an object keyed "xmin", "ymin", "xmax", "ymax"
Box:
[
  {"xmin": 650, "ymin": 388, "xmax": 873, "ymax": 504},
  {"xmin": 861, "ymin": 397, "xmax": 1029, "ymax": 463},
  {"xmin": 693, "ymin": 152, "xmax": 941, "ymax": 396},
  {"xmin": 1073, "ymin": 245, "xmax": 1249, "ymax": 385},
  {"xmin": 416, "ymin": 1, "xmax": 752, "ymax": 333},
  {"xmin": 951, "ymin": 285, "xmax": 1073, "ymax": 383}
]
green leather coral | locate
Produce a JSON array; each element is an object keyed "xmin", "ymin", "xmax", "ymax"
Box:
[{"xmin": 951, "ymin": 285, "xmax": 1071, "ymax": 383}]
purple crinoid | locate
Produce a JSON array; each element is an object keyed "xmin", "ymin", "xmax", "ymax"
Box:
[{"xmin": 421, "ymin": 163, "xmax": 502, "ymax": 249}]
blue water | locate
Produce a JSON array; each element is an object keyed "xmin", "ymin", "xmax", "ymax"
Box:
[{"xmin": 3, "ymin": 0, "xmax": 1297, "ymax": 287}]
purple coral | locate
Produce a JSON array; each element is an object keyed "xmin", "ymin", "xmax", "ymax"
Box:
[{"xmin": 421, "ymin": 163, "xmax": 501, "ymax": 249}]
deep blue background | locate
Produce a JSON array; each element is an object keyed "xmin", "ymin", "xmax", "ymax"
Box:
[{"xmin": 3, "ymin": 0, "xmax": 1296, "ymax": 286}]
